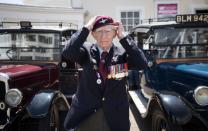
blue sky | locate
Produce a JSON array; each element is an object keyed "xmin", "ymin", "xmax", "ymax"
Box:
[{"xmin": 0, "ymin": 0, "xmax": 23, "ymax": 4}]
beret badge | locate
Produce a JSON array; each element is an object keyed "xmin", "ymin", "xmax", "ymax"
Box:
[{"xmin": 92, "ymin": 16, "xmax": 114, "ymax": 31}]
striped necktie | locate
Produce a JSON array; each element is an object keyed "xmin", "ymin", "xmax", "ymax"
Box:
[{"xmin": 98, "ymin": 51, "xmax": 108, "ymax": 83}]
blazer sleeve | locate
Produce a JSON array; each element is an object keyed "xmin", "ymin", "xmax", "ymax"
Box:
[
  {"xmin": 119, "ymin": 35, "xmax": 148, "ymax": 70},
  {"xmin": 62, "ymin": 27, "xmax": 89, "ymax": 65}
]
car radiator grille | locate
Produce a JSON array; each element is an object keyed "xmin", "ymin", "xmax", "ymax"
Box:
[{"xmin": 0, "ymin": 81, "xmax": 7, "ymax": 126}]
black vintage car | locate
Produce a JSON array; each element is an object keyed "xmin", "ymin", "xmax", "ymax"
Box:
[
  {"xmin": 128, "ymin": 14, "xmax": 208, "ymax": 131},
  {"xmin": 0, "ymin": 21, "xmax": 78, "ymax": 131}
]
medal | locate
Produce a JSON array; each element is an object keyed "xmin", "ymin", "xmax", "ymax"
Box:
[
  {"xmin": 107, "ymin": 63, "xmax": 129, "ymax": 80},
  {"xmin": 96, "ymin": 72, "xmax": 102, "ymax": 84},
  {"xmin": 97, "ymin": 79, "xmax": 102, "ymax": 84}
]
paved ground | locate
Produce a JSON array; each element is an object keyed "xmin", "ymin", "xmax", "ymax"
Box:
[
  {"xmin": 129, "ymin": 103, "xmax": 150, "ymax": 131},
  {"xmin": 129, "ymin": 108, "xmax": 140, "ymax": 131}
]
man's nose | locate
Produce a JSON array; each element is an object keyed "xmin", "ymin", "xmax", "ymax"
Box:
[{"xmin": 100, "ymin": 31, "xmax": 108, "ymax": 38}]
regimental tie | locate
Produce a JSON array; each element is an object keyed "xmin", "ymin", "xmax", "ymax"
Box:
[{"xmin": 98, "ymin": 51, "xmax": 108, "ymax": 84}]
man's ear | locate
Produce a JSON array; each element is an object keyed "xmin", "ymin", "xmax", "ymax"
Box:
[
  {"xmin": 91, "ymin": 31, "xmax": 96, "ymax": 38},
  {"xmin": 91, "ymin": 31, "xmax": 98, "ymax": 41}
]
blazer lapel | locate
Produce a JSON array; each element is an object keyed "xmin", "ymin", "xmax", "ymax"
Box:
[
  {"xmin": 105, "ymin": 45, "xmax": 116, "ymax": 67},
  {"xmin": 90, "ymin": 44, "xmax": 100, "ymax": 66},
  {"xmin": 89, "ymin": 45, "xmax": 103, "ymax": 98}
]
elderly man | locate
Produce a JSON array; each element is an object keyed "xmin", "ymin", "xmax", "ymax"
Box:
[{"xmin": 63, "ymin": 15, "xmax": 147, "ymax": 131}]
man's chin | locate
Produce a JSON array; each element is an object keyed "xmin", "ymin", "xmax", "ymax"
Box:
[{"xmin": 98, "ymin": 43, "xmax": 112, "ymax": 50}]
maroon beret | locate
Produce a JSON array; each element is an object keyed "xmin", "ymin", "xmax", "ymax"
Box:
[{"xmin": 92, "ymin": 16, "xmax": 114, "ymax": 31}]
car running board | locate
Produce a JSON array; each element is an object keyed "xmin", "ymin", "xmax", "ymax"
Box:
[{"xmin": 128, "ymin": 90, "xmax": 148, "ymax": 117}]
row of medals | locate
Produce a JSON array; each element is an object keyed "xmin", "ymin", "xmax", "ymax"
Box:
[{"xmin": 95, "ymin": 63, "xmax": 128, "ymax": 84}]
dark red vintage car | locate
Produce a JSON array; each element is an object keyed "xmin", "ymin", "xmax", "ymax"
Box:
[{"xmin": 0, "ymin": 21, "xmax": 78, "ymax": 131}]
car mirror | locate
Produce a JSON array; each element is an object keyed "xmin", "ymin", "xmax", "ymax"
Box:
[
  {"xmin": 61, "ymin": 37, "xmax": 67, "ymax": 46},
  {"xmin": 144, "ymin": 35, "xmax": 154, "ymax": 45},
  {"xmin": 143, "ymin": 35, "xmax": 154, "ymax": 50}
]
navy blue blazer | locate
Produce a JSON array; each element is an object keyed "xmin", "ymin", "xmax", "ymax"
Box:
[{"xmin": 63, "ymin": 27, "xmax": 147, "ymax": 131}]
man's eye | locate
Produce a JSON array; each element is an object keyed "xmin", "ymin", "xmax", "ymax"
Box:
[
  {"xmin": 105, "ymin": 30, "xmax": 111, "ymax": 33},
  {"xmin": 97, "ymin": 31, "xmax": 103, "ymax": 33}
]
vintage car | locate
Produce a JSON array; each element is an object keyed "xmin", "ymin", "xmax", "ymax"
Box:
[
  {"xmin": 0, "ymin": 21, "xmax": 78, "ymax": 131},
  {"xmin": 128, "ymin": 14, "xmax": 208, "ymax": 131}
]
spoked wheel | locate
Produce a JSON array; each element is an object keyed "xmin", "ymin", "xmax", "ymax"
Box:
[
  {"xmin": 38, "ymin": 105, "xmax": 60, "ymax": 131},
  {"xmin": 152, "ymin": 109, "xmax": 182, "ymax": 131}
]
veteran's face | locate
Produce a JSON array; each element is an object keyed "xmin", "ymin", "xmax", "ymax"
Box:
[{"xmin": 92, "ymin": 25, "xmax": 116, "ymax": 51}]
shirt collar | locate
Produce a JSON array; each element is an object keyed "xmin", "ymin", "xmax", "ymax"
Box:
[{"xmin": 97, "ymin": 44, "xmax": 112, "ymax": 57}]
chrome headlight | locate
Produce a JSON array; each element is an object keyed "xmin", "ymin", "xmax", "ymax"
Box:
[
  {"xmin": 194, "ymin": 86, "xmax": 208, "ymax": 106},
  {"xmin": 5, "ymin": 89, "xmax": 22, "ymax": 107}
]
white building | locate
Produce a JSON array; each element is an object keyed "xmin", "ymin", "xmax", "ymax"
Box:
[
  {"xmin": 81, "ymin": 0, "xmax": 208, "ymax": 31},
  {"xmin": 0, "ymin": 1, "xmax": 85, "ymax": 29},
  {"xmin": 0, "ymin": 0, "xmax": 208, "ymax": 31},
  {"xmin": 0, "ymin": 0, "xmax": 207, "ymax": 59}
]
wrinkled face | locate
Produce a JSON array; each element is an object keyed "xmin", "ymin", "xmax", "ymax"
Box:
[{"xmin": 92, "ymin": 25, "xmax": 116, "ymax": 51}]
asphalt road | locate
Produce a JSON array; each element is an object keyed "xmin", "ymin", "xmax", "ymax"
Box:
[{"xmin": 129, "ymin": 103, "xmax": 151, "ymax": 131}]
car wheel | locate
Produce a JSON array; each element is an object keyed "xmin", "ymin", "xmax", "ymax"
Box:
[
  {"xmin": 152, "ymin": 109, "xmax": 182, "ymax": 131},
  {"xmin": 38, "ymin": 105, "xmax": 60, "ymax": 131}
]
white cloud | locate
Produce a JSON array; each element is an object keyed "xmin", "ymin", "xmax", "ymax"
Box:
[{"xmin": 0, "ymin": 0, "xmax": 23, "ymax": 4}]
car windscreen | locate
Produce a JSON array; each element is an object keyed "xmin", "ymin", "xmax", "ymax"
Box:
[
  {"xmin": 0, "ymin": 33, "xmax": 61, "ymax": 61},
  {"xmin": 153, "ymin": 27, "xmax": 208, "ymax": 59}
]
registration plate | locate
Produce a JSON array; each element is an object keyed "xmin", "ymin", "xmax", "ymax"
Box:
[{"xmin": 176, "ymin": 14, "xmax": 208, "ymax": 23}]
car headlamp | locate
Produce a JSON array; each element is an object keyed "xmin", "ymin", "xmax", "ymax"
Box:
[
  {"xmin": 5, "ymin": 89, "xmax": 22, "ymax": 107},
  {"xmin": 194, "ymin": 86, "xmax": 208, "ymax": 106}
]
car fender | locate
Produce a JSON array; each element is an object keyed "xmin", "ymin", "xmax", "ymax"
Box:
[
  {"xmin": 149, "ymin": 93, "xmax": 192, "ymax": 125},
  {"xmin": 26, "ymin": 90, "xmax": 69, "ymax": 118}
]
